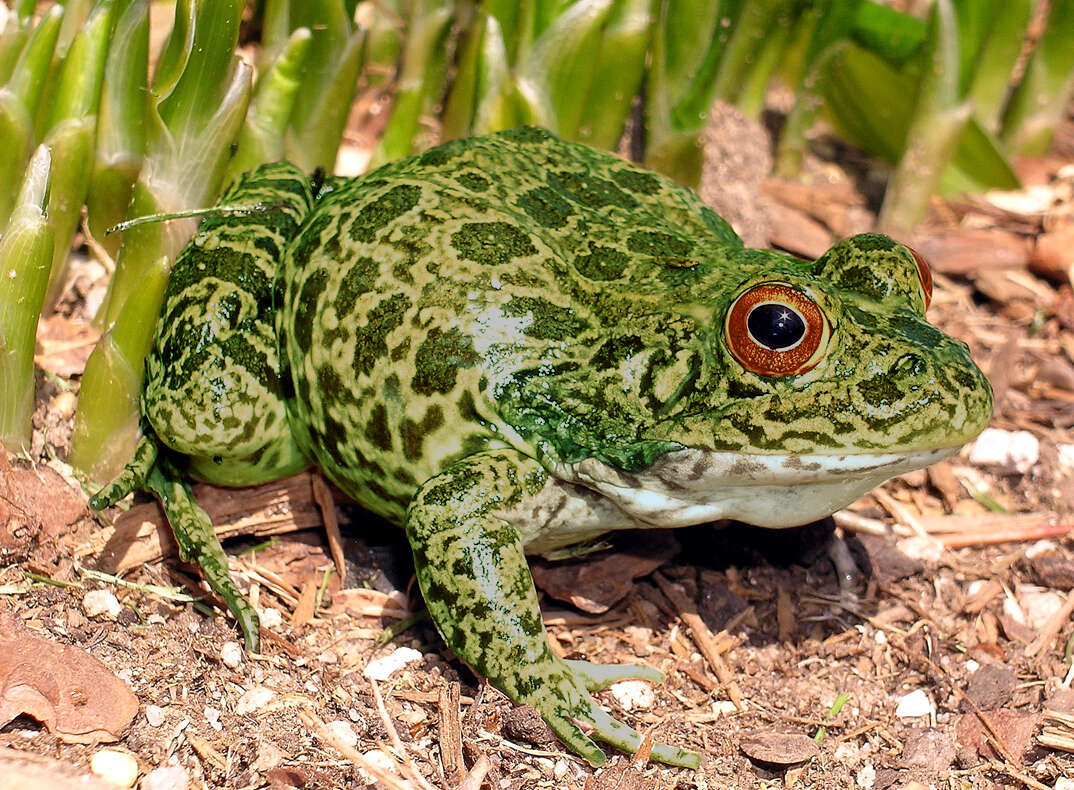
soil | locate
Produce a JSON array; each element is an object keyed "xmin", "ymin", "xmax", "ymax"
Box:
[{"xmin": 3, "ymin": 102, "xmax": 1074, "ymax": 790}]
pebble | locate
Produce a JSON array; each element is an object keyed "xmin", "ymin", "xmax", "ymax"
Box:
[
  {"xmin": 90, "ymin": 749, "xmax": 139, "ymax": 787},
  {"xmin": 356, "ymin": 749, "xmax": 397, "ymax": 784},
  {"xmin": 140, "ymin": 766, "xmax": 188, "ymax": 790},
  {"xmin": 1055, "ymin": 779, "xmax": 1074, "ymax": 790},
  {"xmin": 219, "ymin": 641, "xmax": 243, "ymax": 668},
  {"xmin": 608, "ymin": 680, "xmax": 655, "ymax": 711},
  {"xmin": 894, "ymin": 689, "xmax": 933, "ymax": 718},
  {"xmin": 257, "ymin": 607, "xmax": 283, "ymax": 628},
  {"xmin": 895, "ymin": 535, "xmax": 944, "ymax": 563},
  {"xmin": 1058, "ymin": 444, "xmax": 1074, "ymax": 476},
  {"xmin": 363, "ymin": 646, "xmax": 423, "ymax": 681},
  {"xmin": 83, "ymin": 589, "xmax": 122, "ymax": 619},
  {"xmin": 967, "ymin": 428, "xmax": 1039, "ymax": 474},
  {"xmin": 855, "ymin": 763, "xmax": 875, "ymax": 788},
  {"xmin": 1017, "ymin": 584, "xmax": 1065, "ymax": 630},
  {"xmin": 235, "ymin": 686, "xmax": 277, "ymax": 715},
  {"xmin": 252, "ymin": 740, "xmax": 285, "ymax": 772},
  {"xmin": 204, "ymin": 706, "xmax": 222, "ymax": 731},
  {"xmin": 324, "ymin": 720, "xmax": 357, "ymax": 747},
  {"xmin": 53, "ymin": 390, "xmax": 77, "ymax": 419},
  {"xmin": 144, "ymin": 705, "xmax": 166, "ymax": 727}
]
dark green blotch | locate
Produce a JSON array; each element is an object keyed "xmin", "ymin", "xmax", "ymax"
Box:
[
  {"xmin": 293, "ymin": 269, "xmax": 329, "ymax": 354},
  {"xmin": 334, "ymin": 256, "xmax": 379, "ymax": 316},
  {"xmin": 348, "ymin": 184, "xmax": 421, "ymax": 244},
  {"xmin": 590, "ymin": 335, "xmax": 645, "ymax": 370},
  {"xmin": 727, "ymin": 378, "xmax": 767, "ymax": 399},
  {"xmin": 450, "ymin": 221, "xmax": 537, "ymax": 266},
  {"xmin": 352, "ymin": 293, "xmax": 411, "ymax": 376},
  {"xmin": 289, "ymin": 213, "xmax": 332, "ymax": 271},
  {"xmin": 418, "ymin": 137, "xmax": 468, "ymax": 167},
  {"xmin": 699, "ymin": 205, "xmax": 741, "ymax": 245},
  {"xmin": 364, "ymin": 403, "xmax": 392, "ymax": 451},
  {"xmin": 402, "ymin": 404, "xmax": 444, "ymax": 461},
  {"xmin": 548, "ymin": 169, "xmax": 637, "ymax": 210},
  {"xmin": 504, "ymin": 296, "xmax": 588, "ymax": 341},
  {"xmin": 413, "ymin": 327, "xmax": 480, "ymax": 396},
  {"xmin": 516, "ymin": 186, "xmax": 574, "ymax": 229},
  {"xmin": 850, "ymin": 233, "xmax": 897, "ymax": 252},
  {"xmin": 500, "ymin": 125, "xmax": 552, "ymax": 144},
  {"xmin": 627, "ymin": 230, "xmax": 692, "ymax": 259},
  {"xmin": 573, "ymin": 244, "xmax": 629, "ymax": 281},
  {"xmin": 316, "ymin": 363, "xmax": 351, "ymax": 407},
  {"xmin": 456, "ymin": 170, "xmax": 490, "ymax": 192},
  {"xmin": 612, "ymin": 167, "xmax": 661, "ymax": 195}
]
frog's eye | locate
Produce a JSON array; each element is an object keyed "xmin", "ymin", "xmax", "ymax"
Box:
[
  {"xmin": 725, "ymin": 283, "xmax": 830, "ymax": 376},
  {"xmin": 906, "ymin": 246, "xmax": 933, "ymax": 309}
]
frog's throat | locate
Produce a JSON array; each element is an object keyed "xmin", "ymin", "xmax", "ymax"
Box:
[{"xmin": 551, "ymin": 446, "xmax": 958, "ymax": 529}]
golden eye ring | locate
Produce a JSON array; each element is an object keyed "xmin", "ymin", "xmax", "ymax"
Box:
[{"xmin": 725, "ymin": 283, "xmax": 830, "ymax": 376}]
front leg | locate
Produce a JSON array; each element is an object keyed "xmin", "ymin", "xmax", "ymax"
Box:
[{"xmin": 407, "ymin": 450, "xmax": 699, "ymax": 768}]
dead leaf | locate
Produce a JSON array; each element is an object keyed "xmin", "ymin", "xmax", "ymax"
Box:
[
  {"xmin": 531, "ymin": 531, "xmax": 679, "ymax": 613},
  {"xmin": 955, "ymin": 709, "xmax": 1042, "ymax": 760},
  {"xmin": 0, "ymin": 612, "xmax": 138, "ymax": 744},
  {"xmin": 739, "ymin": 729, "xmax": 819, "ymax": 766}
]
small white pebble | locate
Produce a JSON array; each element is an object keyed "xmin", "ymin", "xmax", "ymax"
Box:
[
  {"xmin": 1057, "ymin": 444, "xmax": 1074, "ymax": 476},
  {"xmin": 608, "ymin": 680, "xmax": 655, "ymax": 712},
  {"xmin": 252, "ymin": 740, "xmax": 285, "ymax": 772},
  {"xmin": 1017, "ymin": 585, "xmax": 1065, "ymax": 630},
  {"xmin": 855, "ymin": 763, "xmax": 876, "ymax": 788},
  {"xmin": 203, "ymin": 706, "xmax": 222, "ymax": 731},
  {"xmin": 873, "ymin": 630, "xmax": 887, "ymax": 645},
  {"xmin": 324, "ymin": 720, "xmax": 357, "ymax": 747},
  {"xmin": 1055, "ymin": 778, "xmax": 1074, "ymax": 790},
  {"xmin": 53, "ymin": 390, "xmax": 77, "ymax": 419},
  {"xmin": 964, "ymin": 659, "xmax": 980, "ymax": 674},
  {"xmin": 363, "ymin": 646, "xmax": 423, "ymax": 681},
  {"xmin": 144, "ymin": 705, "xmax": 166, "ymax": 727},
  {"xmin": 553, "ymin": 759, "xmax": 568, "ymax": 780},
  {"xmin": 711, "ymin": 700, "xmax": 738, "ymax": 716},
  {"xmin": 257, "ymin": 607, "xmax": 283, "ymax": 628},
  {"xmin": 235, "ymin": 686, "xmax": 277, "ymax": 715},
  {"xmin": 83, "ymin": 589, "xmax": 122, "ymax": 619},
  {"xmin": 140, "ymin": 765, "xmax": 188, "ymax": 790},
  {"xmin": 90, "ymin": 748, "xmax": 139, "ymax": 787},
  {"xmin": 895, "ymin": 535, "xmax": 944, "ymax": 562},
  {"xmin": 356, "ymin": 749, "xmax": 397, "ymax": 785},
  {"xmin": 894, "ymin": 689, "xmax": 933, "ymax": 718},
  {"xmin": 1025, "ymin": 539, "xmax": 1058, "ymax": 559},
  {"xmin": 968, "ymin": 428, "xmax": 1039, "ymax": 474},
  {"xmin": 219, "ymin": 641, "xmax": 243, "ymax": 668}
]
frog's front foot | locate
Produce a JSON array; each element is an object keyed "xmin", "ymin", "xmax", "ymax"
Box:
[
  {"xmin": 407, "ymin": 451, "xmax": 700, "ymax": 768},
  {"xmin": 530, "ymin": 659, "xmax": 700, "ymax": 768}
]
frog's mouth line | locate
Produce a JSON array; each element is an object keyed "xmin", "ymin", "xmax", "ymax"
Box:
[{"xmin": 554, "ymin": 446, "xmax": 959, "ymax": 529}]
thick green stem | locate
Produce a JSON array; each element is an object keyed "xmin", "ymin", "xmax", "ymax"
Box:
[{"xmin": 0, "ymin": 146, "xmax": 54, "ymax": 453}]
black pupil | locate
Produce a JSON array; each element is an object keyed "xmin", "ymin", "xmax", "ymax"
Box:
[{"xmin": 747, "ymin": 303, "xmax": 805, "ymax": 350}]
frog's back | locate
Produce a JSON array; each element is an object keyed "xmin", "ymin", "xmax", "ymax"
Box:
[{"xmin": 278, "ymin": 127, "xmax": 742, "ymax": 521}]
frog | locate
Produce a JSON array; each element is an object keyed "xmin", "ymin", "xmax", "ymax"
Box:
[{"xmin": 92, "ymin": 126, "xmax": 993, "ymax": 768}]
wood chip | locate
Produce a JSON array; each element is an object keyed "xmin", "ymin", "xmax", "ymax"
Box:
[
  {"xmin": 739, "ymin": 730, "xmax": 818, "ymax": 766},
  {"xmin": 653, "ymin": 573, "xmax": 744, "ymax": 711},
  {"xmin": 437, "ymin": 682, "xmax": 466, "ymax": 786}
]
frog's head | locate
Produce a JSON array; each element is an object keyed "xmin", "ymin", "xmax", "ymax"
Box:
[{"xmin": 563, "ymin": 234, "xmax": 993, "ymax": 528}]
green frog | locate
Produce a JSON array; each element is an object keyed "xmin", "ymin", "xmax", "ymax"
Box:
[{"xmin": 92, "ymin": 126, "xmax": 993, "ymax": 768}]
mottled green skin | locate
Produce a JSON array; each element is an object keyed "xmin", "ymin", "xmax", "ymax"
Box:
[{"xmin": 98, "ymin": 127, "xmax": 993, "ymax": 768}]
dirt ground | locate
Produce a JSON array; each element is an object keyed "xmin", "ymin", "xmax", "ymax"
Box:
[{"xmin": 3, "ymin": 103, "xmax": 1074, "ymax": 790}]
